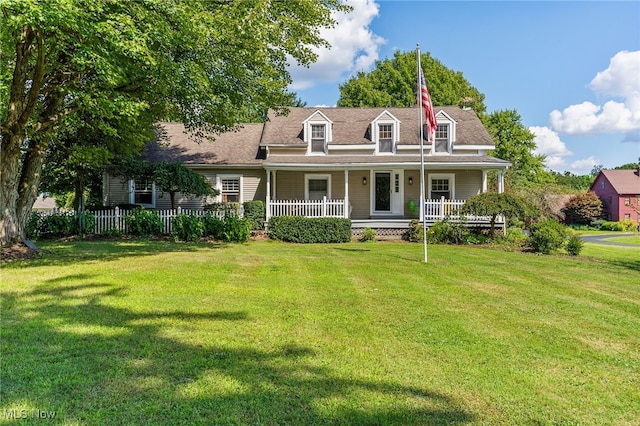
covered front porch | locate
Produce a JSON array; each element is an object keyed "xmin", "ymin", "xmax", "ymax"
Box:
[{"xmin": 263, "ymin": 165, "xmax": 507, "ymax": 229}]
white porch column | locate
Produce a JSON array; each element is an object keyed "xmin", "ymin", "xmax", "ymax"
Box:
[
  {"xmin": 272, "ymin": 170, "xmax": 277, "ymax": 200},
  {"xmin": 481, "ymin": 170, "xmax": 488, "ymax": 193},
  {"xmin": 344, "ymin": 169, "xmax": 349, "ymax": 218},
  {"xmin": 265, "ymin": 169, "xmax": 271, "ymax": 221},
  {"xmin": 498, "ymin": 171, "xmax": 504, "ymax": 193}
]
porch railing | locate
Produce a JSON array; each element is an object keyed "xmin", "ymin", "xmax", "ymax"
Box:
[
  {"xmin": 424, "ymin": 197, "xmax": 503, "ymax": 223},
  {"xmin": 268, "ymin": 197, "xmax": 346, "ymax": 219}
]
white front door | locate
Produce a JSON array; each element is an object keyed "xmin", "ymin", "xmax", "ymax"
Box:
[{"xmin": 372, "ymin": 170, "xmax": 404, "ymax": 215}]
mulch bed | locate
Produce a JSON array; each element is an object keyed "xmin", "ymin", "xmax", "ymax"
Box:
[{"xmin": 1, "ymin": 242, "xmax": 42, "ymax": 262}]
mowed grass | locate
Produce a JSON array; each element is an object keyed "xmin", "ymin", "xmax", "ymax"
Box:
[{"xmin": 1, "ymin": 240, "xmax": 638, "ymax": 425}]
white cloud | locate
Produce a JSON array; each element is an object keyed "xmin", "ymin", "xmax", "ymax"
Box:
[
  {"xmin": 550, "ymin": 50, "xmax": 640, "ymax": 138},
  {"xmin": 570, "ymin": 156, "xmax": 600, "ymax": 174},
  {"xmin": 530, "ymin": 126, "xmax": 573, "ymax": 170},
  {"xmin": 288, "ymin": 0, "xmax": 385, "ymax": 90}
]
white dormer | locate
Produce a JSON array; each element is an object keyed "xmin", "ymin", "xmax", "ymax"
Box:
[
  {"xmin": 432, "ymin": 110, "xmax": 456, "ymax": 155},
  {"xmin": 303, "ymin": 110, "xmax": 333, "ymax": 155},
  {"xmin": 372, "ymin": 110, "xmax": 401, "ymax": 155}
]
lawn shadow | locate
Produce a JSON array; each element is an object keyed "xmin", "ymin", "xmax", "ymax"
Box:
[
  {"xmin": 1, "ymin": 239, "xmax": 228, "ymax": 269},
  {"xmin": 1, "ymin": 279, "xmax": 475, "ymax": 425}
]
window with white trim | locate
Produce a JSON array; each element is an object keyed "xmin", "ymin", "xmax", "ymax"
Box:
[
  {"xmin": 305, "ymin": 174, "xmax": 331, "ymax": 200},
  {"xmin": 221, "ymin": 178, "xmax": 240, "ymax": 202},
  {"xmin": 311, "ymin": 124, "xmax": 326, "ymax": 154},
  {"xmin": 434, "ymin": 124, "xmax": 449, "ymax": 153},
  {"xmin": 428, "ymin": 173, "xmax": 455, "ymax": 200},
  {"xmin": 130, "ymin": 179, "xmax": 155, "ymax": 207},
  {"xmin": 378, "ymin": 124, "xmax": 393, "ymax": 153}
]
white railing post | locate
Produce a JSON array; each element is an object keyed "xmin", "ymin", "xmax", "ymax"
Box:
[
  {"xmin": 322, "ymin": 196, "xmax": 327, "ymax": 217},
  {"xmin": 115, "ymin": 206, "xmax": 120, "ymax": 231},
  {"xmin": 440, "ymin": 196, "xmax": 445, "ymax": 220}
]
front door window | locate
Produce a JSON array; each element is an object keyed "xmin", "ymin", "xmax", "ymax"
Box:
[{"xmin": 375, "ymin": 172, "xmax": 391, "ymax": 211}]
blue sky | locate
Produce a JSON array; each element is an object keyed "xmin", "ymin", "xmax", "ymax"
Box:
[{"xmin": 288, "ymin": 0, "xmax": 640, "ymax": 174}]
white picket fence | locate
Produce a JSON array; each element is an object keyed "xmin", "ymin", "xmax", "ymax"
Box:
[{"xmin": 91, "ymin": 206, "xmax": 241, "ymax": 235}]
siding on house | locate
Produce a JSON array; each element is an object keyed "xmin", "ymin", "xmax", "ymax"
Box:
[{"xmin": 590, "ymin": 170, "xmax": 640, "ymax": 222}]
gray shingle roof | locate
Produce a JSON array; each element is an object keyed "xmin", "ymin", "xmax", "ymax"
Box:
[
  {"xmin": 142, "ymin": 107, "xmax": 502, "ymax": 166},
  {"xmin": 262, "ymin": 106, "xmax": 494, "ymax": 146},
  {"xmin": 143, "ymin": 122, "xmax": 265, "ymax": 165}
]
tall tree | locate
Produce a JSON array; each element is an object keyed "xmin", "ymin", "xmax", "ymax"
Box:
[
  {"xmin": 485, "ymin": 109, "xmax": 552, "ymax": 189},
  {"xmin": 0, "ymin": 0, "xmax": 346, "ymax": 244},
  {"xmin": 337, "ymin": 50, "xmax": 486, "ymax": 115}
]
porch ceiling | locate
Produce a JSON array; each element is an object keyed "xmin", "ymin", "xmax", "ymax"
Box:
[{"xmin": 264, "ymin": 154, "xmax": 510, "ymax": 170}]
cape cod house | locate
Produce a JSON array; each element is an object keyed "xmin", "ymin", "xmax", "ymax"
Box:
[
  {"xmin": 589, "ymin": 168, "xmax": 640, "ymax": 224},
  {"xmin": 102, "ymin": 107, "xmax": 510, "ymax": 230}
]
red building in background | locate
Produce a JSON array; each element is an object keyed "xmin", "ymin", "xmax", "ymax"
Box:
[{"xmin": 590, "ymin": 168, "xmax": 640, "ymax": 224}]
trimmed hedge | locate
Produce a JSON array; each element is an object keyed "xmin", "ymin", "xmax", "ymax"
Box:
[
  {"xmin": 267, "ymin": 216, "xmax": 352, "ymax": 243},
  {"xmin": 243, "ymin": 200, "xmax": 265, "ymax": 230}
]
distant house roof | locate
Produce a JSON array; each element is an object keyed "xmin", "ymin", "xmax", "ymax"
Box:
[
  {"xmin": 591, "ymin": 169, "xmax": 640, "ymax": 194},
  {"xmin": 261, "ymin": 106, "xmax": 494, "ymax": 146},
  {"xmin": 142, "ymin": 122, "xmax": 265, "ymax": 166}
]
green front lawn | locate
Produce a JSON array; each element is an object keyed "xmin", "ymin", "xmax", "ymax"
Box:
[{"xmin": 1, "ymin": 240, "xmax": 638, "ymax": 425}]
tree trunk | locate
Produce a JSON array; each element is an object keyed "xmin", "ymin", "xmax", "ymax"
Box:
[
  {"xmin": 1, "ymin": 131, "xmax": 26, "ymax": 246},
  {"xmin": 0, "ymin": 131, "xmax": 47, "ymax": 246}
]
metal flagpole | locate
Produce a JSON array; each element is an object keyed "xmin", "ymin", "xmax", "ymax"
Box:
[{"xmin": 417, "ymin": 44, "xmax": 427, "ymax": 263}]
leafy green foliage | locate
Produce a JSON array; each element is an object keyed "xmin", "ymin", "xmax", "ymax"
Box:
[
  {"xmin": 358, "ymin": 228, "xmax": 376, "ymax": 242},
  {"xmin": 527, "ymin": 220, "xmax": 570, "ymax": 254},
  {"xmin": 26, "ymin": 211, "xmax": 95, "ymax": 239},
  {"xmin": 220, "ymin": 216, "xmax": 252, "ymax": 243},
  {"xmin": 403, "ymin": 219, "xmax": 424, "ymax": 242},
  {"xmin": 427, "ymin": 220, "xmax": 469, "ymax": 244},
  {"xmin": 565, "ymin": 236, "xmax": 584, "ymax": 256},
  {"xmin": 243, "ymin": 201, "xmax": 266, "ymax": 230},
  {"xmin": 0, "ymin": 0, "xmax": 346, "ymax": 243},
  {"xmin": 561, "ymin": 192, "xmax": 603, "ymax": 225},
  {"xmin": 337, "ymin": 50, "xmax": 486, "ymax": 115},
  {"xmin": 172, "ymin": 214, "xmax": 205, "ymax": 242},
  {"xmin": 462, "ymin": 192, "xmax": 532, "ymax": 237},
  {"xmin": 125, "ymin": 208, "xmax": 163, "ymax": 236},
  {"xmin": 600, "ymin": 220, "xmax": 637, "ymax": 232},
  {"xmin": 268, "ymin": 217, "xmax": 352, "ymax": 243},
  {"xmin": 115, "ymin": 159, "xmax": 218, "ymax": 209},
  {"xmin": 486, "ymin": 110, "xmax": 553, "ymax": 188},
  {"xmin": 202, "ymin": 214, "xmax": 251, "ymax": 243}
]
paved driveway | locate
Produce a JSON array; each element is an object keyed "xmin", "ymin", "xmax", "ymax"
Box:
[{"xmin": 580, "ymin": 233, "xmax": 639, "ymax": 247}]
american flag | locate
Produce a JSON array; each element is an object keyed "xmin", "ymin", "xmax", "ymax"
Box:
[{"xmin": 419, "ymin": 66, "xmax": 437, "ymax": 142}]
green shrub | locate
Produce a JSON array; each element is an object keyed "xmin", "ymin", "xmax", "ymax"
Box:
[
  {"xmin": 403, "ymin": 219, "xmax": 424, "ymax": 242},
  {"xmin": 565, "ymin": 235, "xmax": 584, "ymax": 256},
  {"xmin": 26, "ymin": 211, "xmax": 95, "ymax": 238},
  {"xmin": 504, "ymin": 226, "xmax": 527, "ymax": 245},
  {"xmin": 221, "ymin": 215, "xmax": 252, "ymax": 243},
  {"xmin": 172, "ymin": 213, "xmax": 205, "ymax": 242},
  {"xmin": 620, "ymin": 219, "xmax": 637, "ymax": 232},
  {"xmin": 427, "ymin": 219, "xmax": 469, "ymax": 244},
  {"xmin": 359, "ymin": 227, "xmax": 376, "ymax": 242},
  {"xmin": 202, "ymin": 214, "xmax": 225, "ymax": 239},
  {"xmin": 268, "ymin": 216, "xmax": 352, "ymax": 243},
  {"xmin": 125, "ymin": 207, "xmax": 163, "ymax": 236},
  {"xmin": 600, "ymin": 221, "xmax": 623, "ymax": 231},
  {"xmin": 527, "ymin": 220, "xmax": 569, "ymax": 254},
  {"xmin": 243, "ymin": 200, "xmax": 265, "ymax": 230}
]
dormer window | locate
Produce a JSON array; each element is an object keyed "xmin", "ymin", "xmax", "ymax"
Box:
[
  {"xmin": 434, "ymin": 124, "xmax": 450, "ymax": 154},
  {"xmin": 303, "ymin": 110, "xmax": 332, "ymax": 155},
  {"xmin": 372, "ymin": 110, "xmax": 400, "ymax": 155},
  {"xmin": 378, "ymin": 124, "xmax": 393, "ymax": 153},
  {"xmin": 311, "ymin": 124, "xmax": 326, "ymax": 154}
]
